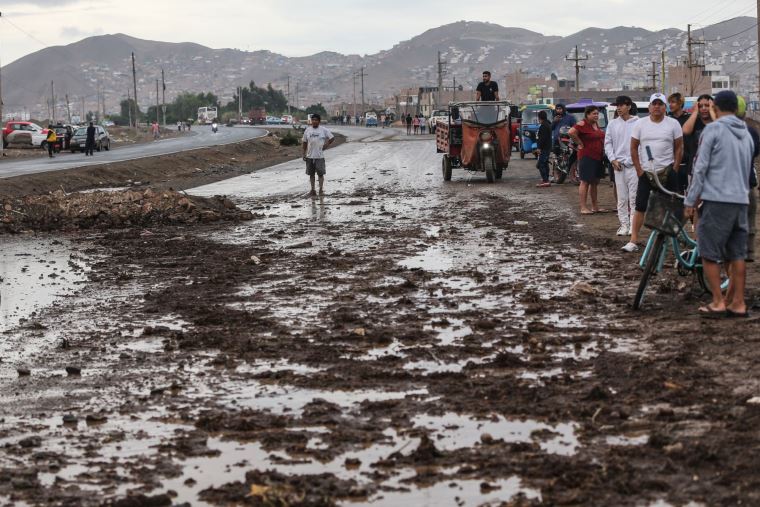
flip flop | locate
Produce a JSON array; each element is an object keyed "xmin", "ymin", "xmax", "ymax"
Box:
[
  {"xmin": 593, "ymin": 209, "xmax": 612, "ymax": 213},
  {"xmin": 726, "ymin": 309, "xmax": 750, "ymax": 318},
  {"xmin": 698, "ymin": 306, "xmax": 727, "ymax": 319},
  {"xmin": 580, "ymin": 210, "xmax": 595, "ymax": 215}
]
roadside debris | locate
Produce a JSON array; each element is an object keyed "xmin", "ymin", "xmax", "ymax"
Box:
[{"xmin": 0, "ymin": 188, "xmax": 253, "ymax": 232}]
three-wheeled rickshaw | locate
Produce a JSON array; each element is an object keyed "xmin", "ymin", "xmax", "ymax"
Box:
[
  {"xmin": 435, "ymin": 101, "xmax": 512, "ymax": 183},
  {"xmin": 519, "ymin": 104, "xmax": 554, "ymax": 159}
]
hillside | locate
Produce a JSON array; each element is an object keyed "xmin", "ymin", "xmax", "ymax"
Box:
[{"xmin": 1, "ymin": 18, "xmax": 757, "ymax": 119}]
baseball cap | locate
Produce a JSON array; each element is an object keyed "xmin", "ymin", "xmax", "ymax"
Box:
[{"xmin": 649, "ymin": 93, "xmax": 667, "ymax": 105}]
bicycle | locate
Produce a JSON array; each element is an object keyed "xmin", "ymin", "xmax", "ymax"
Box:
[{"xmin": 632, "ymin": 147, "xmax": 728, "ymax": 310}]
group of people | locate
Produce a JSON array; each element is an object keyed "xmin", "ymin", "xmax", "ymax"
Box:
[
  {"xmin": 405, "ymin": 114, "xmax": 427, "ymax": 135},
  {"xmin": 539, "ymin": 90, "xmax": 756, "ymax": 317}
]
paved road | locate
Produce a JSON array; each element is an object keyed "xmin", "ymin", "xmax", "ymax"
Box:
[{"xmin": 0, "ymin": 125, "xmax": 267, "ymax": 179}]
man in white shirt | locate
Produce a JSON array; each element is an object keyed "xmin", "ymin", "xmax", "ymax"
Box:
[
  {"xmin": 604, "ymin": 95, "xmax": 639, "ymax": 237},
  {"xmin": 301, "ymin": 114, "xmax": 335, "ymax": 196},
  {"xmin": 622, "ymin": 93, "xmax": 684, "ymax": 252}
]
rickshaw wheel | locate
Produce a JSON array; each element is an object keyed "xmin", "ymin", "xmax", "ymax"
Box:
[{"xmin": 442, "ymin": 155, "xmax": 452, "ymax": 181}]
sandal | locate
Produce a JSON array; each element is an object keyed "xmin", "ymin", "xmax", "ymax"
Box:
[
  {"xmin": 580, "ymin": 210, "xmax": 595, "ymax": 215},
  {"xmin": 726, "ymin": 309, "xmax": 750, "ymax": 318},
  {"xmin": 698, "ymin": 305, "xmax": 727, "ymax": 319}
]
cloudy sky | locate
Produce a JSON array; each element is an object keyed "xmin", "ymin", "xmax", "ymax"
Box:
[{"xmin": 0, "ymin": 0, "xmax": 756, "ymax": 64}]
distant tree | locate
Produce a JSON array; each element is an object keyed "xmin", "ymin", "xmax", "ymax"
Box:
[
  {"xmin": 223, "ymin": 82, "xmax": 289, "ymax": 116},
  {"xmin": 305, "ymin": 103, "xmax": 327, "ymax": 118}
]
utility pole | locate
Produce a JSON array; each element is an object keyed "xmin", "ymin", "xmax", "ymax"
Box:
[
  {"xmin": 65, "ymin": 94, "xmax": 72, "ymax": 124},
  {"xmin": 295, "ymin": 82, "xmax": 299, "ymax": 110},
  {"xmin": 155, "ymin": 78, "xmax": 160, "ymax": 125},
  {"xmin": 452, "ymin": 76, "xmax": 457, "ymax": 102},
  {"xmin": 436, "ymin": 51, "xmax": 447, "ymax": 108},
  {"xmin": 238, "ymin": 86, "xmax": 242, "ymax": 122},
  {"xmin": 51, "ymin": 81, "xmax": 55, "ymax": 122},
  {"xmin": 81, "ymin": 96, "xmax": 85, "ymax": 123},
  {"xmin": 161, "ymin": 68, "xmax": 166, "ymax": 126},
  {"xmin": 686, "ymin": 24, "xmax": 705, "ymax": 96},
  {"xmin": 131, "ymin": 52, "xmax": 138, "ymax": 128},
  {"xmin": 661, "ymin": 50, "xmax": 666, "ymax": 94},
  {"xmin": 566, "ymin": 45, "xmax": 588, "ymax": 99},
  {"xmin": 286, "ymin": 75, "xmax": 291, "ymax": 115},
  {"xmin": 0, "ymin": 11, "xmax": 4, "ymax": 157},
  {"xmin": 357, "ymin": 66, "xmax": 368, "ymax": 115},
  {"xmin": 352, "ymin": 72, "xmax": 357, "ymax": 120},
  {"xmin": 648, "ymin": 62, "xmax": 659, "ymax": 91}
]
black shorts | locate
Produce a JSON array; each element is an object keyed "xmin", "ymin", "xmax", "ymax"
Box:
[
  {"xmin": 634, "ymin": 166, "xmax": 678, "ymax": 212},
  {"xmin": 578, "ymin": 157, "xmax": 603, "ymax": 183}
]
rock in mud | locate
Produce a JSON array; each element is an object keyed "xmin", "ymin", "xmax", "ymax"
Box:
[
  {"xmin": 16, "ymin": 367, "xmax": 31, "ymax": 377},
  {"xmin": 65, "ymin": 366, "xmax": 82, "ymax": 376}
]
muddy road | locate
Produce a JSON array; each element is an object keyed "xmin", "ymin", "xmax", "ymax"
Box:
[{"xmin": 2, "ymin": 127, "xmax": 760, "ymax": 506}]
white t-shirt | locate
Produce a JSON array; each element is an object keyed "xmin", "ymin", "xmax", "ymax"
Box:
[
  {"xmin": 302, "ymin": 125, "xmax": 334, "ymax": 159},
  {"xmin": 631, "ymin": 116, "xmax": 683, "ymax": 171}
]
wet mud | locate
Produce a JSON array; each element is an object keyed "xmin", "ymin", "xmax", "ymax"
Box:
[{"xmin": 2, "ymin": 131, "xmax": 760, "ymax": 506}]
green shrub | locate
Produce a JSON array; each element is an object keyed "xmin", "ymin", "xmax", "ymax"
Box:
[{"xmin": 279, "ymin": 132, "xmax": 300, "ymax": 146}]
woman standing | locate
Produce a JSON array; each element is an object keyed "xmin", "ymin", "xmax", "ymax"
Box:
[{"xmin": 569, "ymin": 105, "xmax": 606, "ymax": 214}]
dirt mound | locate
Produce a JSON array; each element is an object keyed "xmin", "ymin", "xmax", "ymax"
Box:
[{"xmin": 0, "ymin": 188, "xmax": 253, "ymax": 232}]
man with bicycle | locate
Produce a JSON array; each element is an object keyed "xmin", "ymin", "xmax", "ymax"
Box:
[
  {"xmin": 684, "ymin": 90, "xmax": 754, "ymax": 318},
  {"xmin": 622, "ymin": 93, "xmax": 683, "ymax": 252}
]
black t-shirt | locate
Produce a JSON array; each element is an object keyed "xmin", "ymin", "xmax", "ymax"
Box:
[
  {"xmin": 476, "ymin": 81, "xmax": 499, "ymax": 101},
  {"xmin": 685, "ymin": 116, "xmax": 709, "ymax": 170},
  {"xmin": 669, "ymin": 112, "xmax": 690, "ymax": 167}
]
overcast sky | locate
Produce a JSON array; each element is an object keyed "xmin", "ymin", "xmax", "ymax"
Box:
[{"xmin": 0, "ymin": 0, "xmax": 756, "ymax": 65}]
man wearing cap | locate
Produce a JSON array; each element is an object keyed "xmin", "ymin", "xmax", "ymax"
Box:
[
  {"xmin": 685, "ymin": 90, "xmax": 754, "ymax": 317},
  {"xmin": 301, "ymin": 113, "xmax": 334, "ymax": 196},
  {"xmin": 604, "ymin": 95, "xmax": 639, "ymax": 236},
  {"xmin": 622, "ymin": 92, "xmax": 684, "ymax": 252}
]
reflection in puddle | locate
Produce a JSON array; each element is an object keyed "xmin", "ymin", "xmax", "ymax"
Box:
[
  {"xmin": 0, "ymin": 237, "xmax": 89, "ymax": 332},
  {"xmin": 413, "ymin": 412, "xmax": 579, "ymax": 456},
  {"xmin": 398, "ymin": 246, "xmax": 455, "ymax": 272}
]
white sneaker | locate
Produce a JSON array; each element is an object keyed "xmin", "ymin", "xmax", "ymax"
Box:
[
  {"xmin": 616, "ymin": 226, "xmax": 628, "ymax": 236},
  {"xmin": 625, "ymin": 227, "xmax": 632, "ymax": 236},
  {"xmin": 621, "ymin": 242, "xmax": 639, "ymax": 252}
]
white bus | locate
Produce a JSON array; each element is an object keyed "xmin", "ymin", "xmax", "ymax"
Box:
[{"xmin": 197, "ymin": 106, "xmax": 218, "ymax": 125}]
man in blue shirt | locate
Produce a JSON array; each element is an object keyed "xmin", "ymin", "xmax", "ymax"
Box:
[{"xmin": 552, "ymin": 104, "xmax": 576, "ymax": 148}]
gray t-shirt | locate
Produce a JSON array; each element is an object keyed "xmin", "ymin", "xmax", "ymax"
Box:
[{"xmin": 302, "ymin": 126, "xmax": 334, "ymax": 159}]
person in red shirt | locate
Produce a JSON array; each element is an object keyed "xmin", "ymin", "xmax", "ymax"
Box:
[{"xmin": 569, "ymin": 105, "xmax": 606, "ymax": 214}]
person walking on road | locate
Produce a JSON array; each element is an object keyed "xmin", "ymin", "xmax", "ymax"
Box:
[
  {"xmin": 301, "ymin": 113, "xmax": 334, "ymax": 197},
  {"xmin": 151, "ymin": 121, "xmax": 160, "ymax": 140},
  {"xmin": 45, "ymin": 127, "xmax": 57, "ymax": 158},
  {"xmin": 405, "ymin": 113, "xmax": 412, "ymax": 135},
  {"xmin": 684, "ymin": 90, "xmax": 754, "ymax": 318},
  {"xmin": 604, "ymin": 95, "xmax": 639, "ymax": 236},
  {"xmin": 85, "ymin": 122, "xmax": 96, "ymax": 156},
  {"xmin": 622, "ymin": 93, "xmax": 683, "ymax": 252},
  {"xmin": 535, "ymin": 110, "xmax": 552, "ymax": 187},
  {"xmin": 569, "ymin": 105, "xmax": 606, "ymax": 214}
]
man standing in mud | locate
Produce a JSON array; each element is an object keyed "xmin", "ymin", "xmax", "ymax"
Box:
[
  {"xmin": 85, "ymin": 121, "xmax": 96, "ymax": 156},
  {"xmin": 301, "ymin": 113, "xmax": 334, "ymax": 197}
]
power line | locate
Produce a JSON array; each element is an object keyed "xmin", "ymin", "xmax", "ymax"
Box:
[
  {"xmin": 723, "ymin": 40, "xmax": 759, "ymax": 57},
  {"xmin": 0, "ymin": 15, "xmax": 46, "ymax": 49}
]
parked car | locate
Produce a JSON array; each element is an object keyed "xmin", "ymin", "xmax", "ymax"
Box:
[
  {"xmin": 2, "ymin": 121, "xmax": 49, "ymax": 149},
  {"xmin": 70, "ymin": 125, "xmax": 111, "ymax": 152},
  {"xmin": 280, "ymin": 115, "xmax": 294, "ymax": 125},
  {"xmin": 265, "ymin": 116, "xmax": 281, "ymax": 125},
  {"xmin": 428, "ymin": 110, "xmax": 449, "ymax": 134}
]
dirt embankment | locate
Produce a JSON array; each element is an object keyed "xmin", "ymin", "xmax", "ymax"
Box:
[{"xmin": 0, "ymin": 131, "xmax": 344, "ymax": 204}]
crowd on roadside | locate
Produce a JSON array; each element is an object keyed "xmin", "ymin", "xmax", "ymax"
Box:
[{"xmin": 534, "ymin": 90, "xmax": 757, "ymax": 317}]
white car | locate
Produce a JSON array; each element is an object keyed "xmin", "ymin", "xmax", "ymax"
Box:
[
  {"xmin": 281, "ymin": 115, "xmax": 294, "ymax": 124},
  {"xmin": 428, "ymin": 110, "xmax": 449, "ymax": 133},
  {"xmin": 3, "ymin": 121, "xmax": 48, "ymax": 148}
]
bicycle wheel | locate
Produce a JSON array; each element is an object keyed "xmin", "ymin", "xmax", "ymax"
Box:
[{"xmin": 633, "ymin": 233, "xmax": 665, "ymax": 310}]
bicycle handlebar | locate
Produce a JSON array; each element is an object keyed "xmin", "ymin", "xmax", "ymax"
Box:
[{"xmin": 645, "ymin": 145, "xmax": 685, "ymax": 200}]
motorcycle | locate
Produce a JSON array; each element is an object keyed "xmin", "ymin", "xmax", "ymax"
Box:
[
  {"xmin": 211, "ymin": 122, "xmax": 218, "ymax": 133},
  {"xmin": 550, "ymin": 126, "xmax": 578, "ymax": 184}
]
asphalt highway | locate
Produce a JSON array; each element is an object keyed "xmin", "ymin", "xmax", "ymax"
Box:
[{"xmin": 0, "ymin": 125, "xmax": 267, "ymax": 179}]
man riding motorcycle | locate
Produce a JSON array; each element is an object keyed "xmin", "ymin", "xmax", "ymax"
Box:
[{"xmin": 552, "ymin": 104, "xmax": 576, "ymax": 153}]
